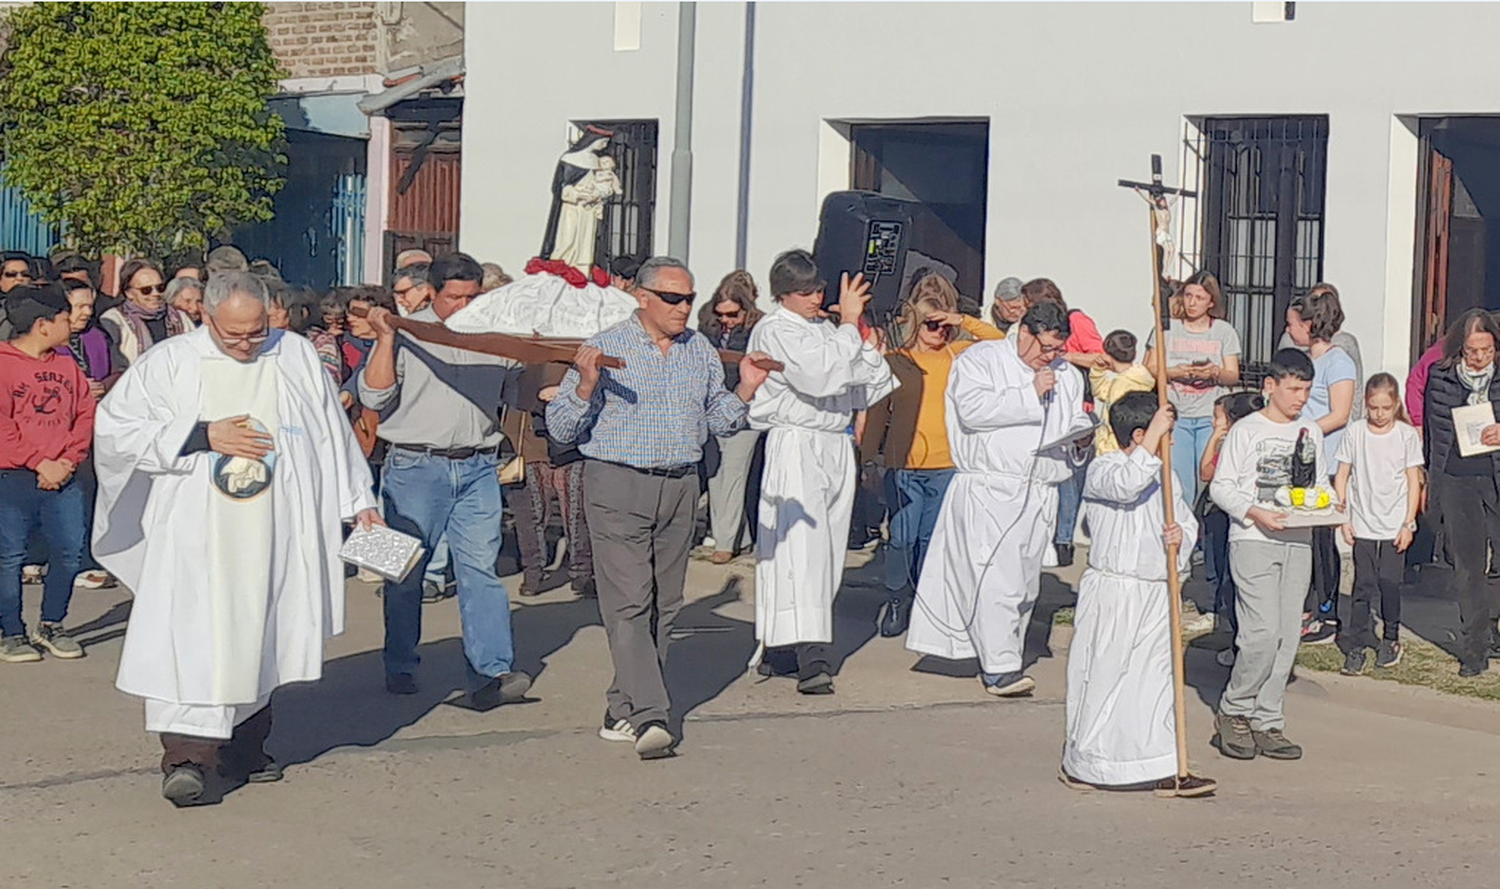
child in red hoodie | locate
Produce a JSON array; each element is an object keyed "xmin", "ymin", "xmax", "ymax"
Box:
[{"xmin": 0, "ymin": 283, "xmax": 95, "ymax": 662}]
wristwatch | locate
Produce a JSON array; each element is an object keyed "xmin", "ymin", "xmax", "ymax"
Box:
[{"xmin": 1405, "ymin": 521, "xmax": 1418, "ymax": 532}]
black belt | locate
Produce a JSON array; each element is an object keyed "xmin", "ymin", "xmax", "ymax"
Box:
[
  {"xmin": 599, "ymin": 459, "xmax": 696, "ymax": 479},
  {"xmin": 393, "ymin": 443, "xmax": 499, "ymax": 460}
]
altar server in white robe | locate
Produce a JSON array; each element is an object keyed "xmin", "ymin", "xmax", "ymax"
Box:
[
  {"xmin": 906, "ymin": 302, "xmax": 1091, "ymax": 697},
  {"xmin": 93, "ymin": 271, "xmax": 380, "ymax": 807},
  {"xmin": 1060, "ymin": 392, "xmax": 1213, "ymax": 797},
  {"xmin": 749, "ymin": 250, "xmax": 897, "ymax": 695}
]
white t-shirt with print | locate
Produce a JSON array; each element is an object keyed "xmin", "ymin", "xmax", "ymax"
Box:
[{"xmin": 1333, "ymin": 419, "xmax": 1424, "ymax": 541}]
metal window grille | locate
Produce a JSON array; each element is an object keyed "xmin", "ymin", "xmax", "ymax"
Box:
[
  {"xmin": 581, "ymin": 120, "xmax": 659, "ymax": 268},
  {"xmin": 331, "ymin": 172, "xmax": 366, "ymax": 286},
  {"xmin": 1193, "ymin": 116, "xmax": 1329, "ymax": 385},
  {"xmin": 0, "ymin": 178, "xmax": 60, "ymax": 257}
]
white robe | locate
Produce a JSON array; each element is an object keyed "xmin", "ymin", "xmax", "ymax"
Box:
[
  {"xmin": 93, "ymin": 328, "xmax": 375, "ymax": 737},
  {"xmin": 1063, "ymin": 447, "xmax": 1196, "ymax": 786},
  {"xmin": 906, "ymin": 337, "xmax": 1089, "ymax": 674},
  {"xmin": 748, "ymin": 309, "xmax": 897, "ymax": 654}
]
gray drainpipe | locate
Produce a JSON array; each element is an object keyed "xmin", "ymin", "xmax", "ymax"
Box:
[
  {"xmin": 734, "ymin": 2, "xmax": 756, "ymax": 271},
  {"xmin": 667, "ymin": 2, "xmax": 696, "ymax": 262}
]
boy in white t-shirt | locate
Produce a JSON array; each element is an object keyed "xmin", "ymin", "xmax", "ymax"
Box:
[
  {"xmin": 1333, "ymin": 373, "xmax": 1424, "ymax": 675},
  {"xmin": 1208, "ymin": 349, "xmax": 1326, "ymax": 762}
]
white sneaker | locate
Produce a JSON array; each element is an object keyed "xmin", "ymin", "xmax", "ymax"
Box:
[
  {"xmin": 1042, "ymin": 546, "xmax": 1059, "ymax": 568},
  {"xmin": 634, "ymin": 723, "xmax": 677, "ymax": 760},
  {"xmin": 599, "ymin": 715, "xmax": 637, "ymax": 743},
  {"xmin": 1216, "ymin": 648, "xmax": 1237, "ymax": 668},
  {"xmin": 701, "ymin": 535, "xmax": 718, "ymax": 550},
  {"xmin": 75, "ymin": 571, "xmax": 114, "ymax": 589}
]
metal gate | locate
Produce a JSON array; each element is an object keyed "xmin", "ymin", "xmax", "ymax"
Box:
[
  {"xmin": 332, "ymin": 172, "xmax": 366, "ymax": 287},
  {"xmin": 0, "ymin": 181, "xmax": 59, "ymax": 256},
  {"xmin": 1194, "ymin": 116, "xmax": 1329, "ymax": 379}
]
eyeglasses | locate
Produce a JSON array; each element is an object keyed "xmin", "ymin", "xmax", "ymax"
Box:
[
  {"xmin": 211, "ymin": 317, "xmax": 271, "ymax": 347},
  {"xmin": 642, "ymin": 287, "xmax": 696, "ymax": 307},
  {"xmin": 922, "ymin": 319, "xmax": 955, "ymax": 333},
  {"xmin": 714, "ymin": 308, "xmax": 743, "ymax": 319},
  {"xmin": 132, "ymin": 283, "xmax": 166, "ymax": 296},
  {"xmin": 1464, "ymin": 345, "xmax": 1496, "ymax": 360},
  {"xmin": 1037, "ymin": 342, "xmax": 1067, "ymax": 358}
]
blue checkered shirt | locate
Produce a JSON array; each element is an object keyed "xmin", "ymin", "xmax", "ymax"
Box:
[{"xmin": 546, "ymin": 313, "xmax": 748, "ymax": 469}]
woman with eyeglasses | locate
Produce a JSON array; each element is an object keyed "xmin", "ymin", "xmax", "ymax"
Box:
[
  {"xmin": 97, "ymin": 259, "xmax": 193, "ymax": 367},
  {"xmin": 1423, "ymin": 308, "xmax": 1500, "ymax": 677},
  {"xmin": 696, "ymin": 271, "xmax": 766, "ymax": 564},
  {"xmin": 1284, "ymin": 285, "xmax": 1357, "ymax": 644},
  {"xmin": 860, "ymin": 274, "xmax": 1003, "ymax": 636}
]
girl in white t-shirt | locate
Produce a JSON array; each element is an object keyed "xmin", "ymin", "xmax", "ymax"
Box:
[{"xmin": 1332, "ymin": 373, "xmax": 1425, "ymax": 675}]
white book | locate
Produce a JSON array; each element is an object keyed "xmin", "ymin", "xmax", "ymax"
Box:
[
  {"xmin": 1453, "ymin": 402, "xmax": 1500, "ymax": 457},
  {"xmin": 339, "ymin": 525, "xmax": 425, "ymax": 582}
]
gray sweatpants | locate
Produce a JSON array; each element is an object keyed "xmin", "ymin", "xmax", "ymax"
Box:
[
  {"xmin": 1219, "ymin": 539, "xmax": 1312, "ymax": 732},
  {"xmin": 583, "ymin": 460, "xmax": 699, "ymax": 730}
]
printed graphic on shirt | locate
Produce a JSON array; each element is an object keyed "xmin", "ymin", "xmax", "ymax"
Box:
[
  {"xmin": 1253, "ymin": 431, "xmax": 1319, "ymax": 501},
  {"xmin": 211, "ymin": 418, "xmax": 277, "ymax": 501},
  {"xmin": 11, "ymin": 369, "xmax": 78, "ymax": 433},
  {"xmin": 1166, "ymin": 337, "xmax": 1223, "ymax": 396}
]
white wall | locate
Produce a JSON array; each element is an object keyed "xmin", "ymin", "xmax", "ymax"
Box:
[{"xmin": 462, "ymin": 2, "xmax": 1500, "ymax": 378}]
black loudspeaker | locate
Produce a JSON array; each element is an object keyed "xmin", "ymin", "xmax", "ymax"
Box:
[{"xmin": 813, "ymin": 191, "xmax": 956, "ymax": 322}]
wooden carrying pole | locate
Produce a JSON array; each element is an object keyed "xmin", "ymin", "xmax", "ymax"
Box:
[
  {"xmin": 1147, "ymin": 202, "xmax": 1192, "ymax": 784},
  {"xmin": 1119, "ymin": 153, "xmax": 1201, "ymax": 793},
  {"xmin": 346, "ymin": 305, "xmax": 785, "ymax": 372}
]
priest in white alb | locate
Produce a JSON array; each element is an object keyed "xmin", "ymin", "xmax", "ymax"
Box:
[
  {"xmin": 748, "ymin": 250, "xmax": 897, "ymax": 695},
  {"xmin": 93, "ymin": 271, "xmax": 380, "ymax": 807},
  {"xmin": 1060, "ymin": 391, "xmax": 1212, "ymax": 797},
  {"xmin": 906, "ymin": 302, "xmax": 1091, "ymax": 697}
]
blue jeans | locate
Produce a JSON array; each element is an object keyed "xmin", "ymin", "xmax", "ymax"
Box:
[
  {"xmin": 883, "ymin": 468, "xmax": 955, "ymax": 594},
  {"xmin": 381, "ymin": 450, "xmax": 515, "ymax": 689},
  {"xmin": 1171, "ymin": 415, "xmax": 1215, "ymax": 510},
  {"xmin": 1054, "ymin": 463, "xmax": 1086, "ymax": 547},
  {"xmin": 0, "ymin": 469, "xmax": 87, "ymax": 638}
]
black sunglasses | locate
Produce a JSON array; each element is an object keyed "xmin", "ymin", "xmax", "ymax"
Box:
[
  {"xmin": 922, "ymin": 319, "xmax": 955, "ymax": 333},
  {"xmin": 642, "ymin": 287, "xmax": 696, "ymax": 306},
  {"xmin": 714, "ymin": 308, "xmax": 743, "ymax": 318}
]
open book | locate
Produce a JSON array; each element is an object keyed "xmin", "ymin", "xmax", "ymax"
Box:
[{"xmin": 1454, "ymin": 402, "xmax": 1500, "ymax": 458}]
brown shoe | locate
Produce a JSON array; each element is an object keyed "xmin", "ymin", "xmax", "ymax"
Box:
[
  {"xmin": 1153, "ymin": 773, "xmax": 1218, "ymax": 798},
  {"xmin": 1057, "ymin": 768, "xmax": 1098, "ymax": 792},
  {"xmin": 710, "ymin": 551, "xmax": 734, "ymax": 565}
]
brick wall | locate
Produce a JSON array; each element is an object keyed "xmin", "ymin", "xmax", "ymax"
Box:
[{"xmin": 262, "ymin": 2, "xmax": 378, "ymax": 79}]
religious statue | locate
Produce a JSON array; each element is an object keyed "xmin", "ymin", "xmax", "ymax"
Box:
[{"xmin": 540, "ymin": 126, "xmax": 623, "ymax": 272}]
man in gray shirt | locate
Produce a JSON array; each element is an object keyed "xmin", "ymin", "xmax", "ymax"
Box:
[{"xmin": 359, "ymin": 252, "xmax": 530, "ymax": 708}]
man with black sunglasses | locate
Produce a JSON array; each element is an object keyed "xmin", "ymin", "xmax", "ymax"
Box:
[{"xmin": 548, "ymin": 255, "xmax": 774, "ymax": 760}]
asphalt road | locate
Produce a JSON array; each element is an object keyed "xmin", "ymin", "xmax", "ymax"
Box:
[{"xmin": 3, "ymin": 550, "xmax": 1499, "ymax": 888}]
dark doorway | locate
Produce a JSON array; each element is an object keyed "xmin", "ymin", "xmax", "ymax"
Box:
[
  {"xmin": 849, "ymin": 121, "xmax": 989, "ymax": 306},
  {"xmin": 1413, "ymin": 117, "xmax": 1500, "ymax": 359},
  {"xmin": 1196, "ymin": 116, "xmax": 1329, "ymax": 381}
]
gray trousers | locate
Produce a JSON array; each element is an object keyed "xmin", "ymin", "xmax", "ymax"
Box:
[
  {"xmin": 707, "ymin": 428, "xmax": 761, "ymax": 554},
  {"xmin": 1220, "ymin": 539, "xmax": 1312, "ymax": 731},
  {"xmin": 583, "ymin": 460, "xmax": 698, "ymax": 729}
]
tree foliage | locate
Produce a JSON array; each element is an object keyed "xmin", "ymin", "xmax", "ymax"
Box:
[{"xmin": 0, "ymin": 2, "xmax": 286, "ymax": 257}]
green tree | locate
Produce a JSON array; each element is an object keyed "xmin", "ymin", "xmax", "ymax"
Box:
[{"xmin": 0, "ymin": 2, "xmax": 286, "ymax": 258}]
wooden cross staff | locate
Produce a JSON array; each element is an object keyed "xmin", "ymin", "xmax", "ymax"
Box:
[
  {"xmin": 346, "ymin": 305, "xmax": 784, "ymax": 372},
  {"xmin": 1117, "ymin": 154, "xmax": 1214, "ymax": 798}
]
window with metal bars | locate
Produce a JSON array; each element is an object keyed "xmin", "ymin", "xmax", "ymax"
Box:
[
  {"xmin": 1195, "ymin": 116, "xmax": 1329, "ymax": 385},
  {"xmin": 578, "ymin": 119, "xmax": 659, "ymax": 269}
]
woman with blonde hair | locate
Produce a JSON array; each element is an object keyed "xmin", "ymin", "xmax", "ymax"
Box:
[
  {"xmin": 861, "ymin": 273, "xmax": 1004, "ymax": 636},
  {"xmin": 699, "ymin": 270, "xmax": 766, "ymax": 563}
]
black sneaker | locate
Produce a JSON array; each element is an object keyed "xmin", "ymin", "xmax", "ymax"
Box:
[
  {"xmin": 879, "ymin": 596, "xmax": 910, "ymax": 638},
  {"xmin": 796, "ymin": 671, "xmax": 835, "ymax": 695},
  {"xmin": 385, "ymin": 672, "xmax": 417, "ymax": 695},
  {"xmin": 1300, "ymin": 616, "xmax": 1337, "ymax": 646},
  {"xmin": 1340, "ymin": 649, "xmax": 1367, "ymax": 676},
  {"xmin": 1375, "ymin": 640, "xmax": 1403, "ymax": 669},
  {"xmin": 1460, "ymin": 659, "xmax": 1489, "ymax": 678},
  {"xmin": 634, "ymin": 721, "xmax": 677, "ymax": 760},
  {"xmin": 469, "ymin": 671, "xmax": 532, "ymax": 709},
  {"xmin": 1054, "ymin": 543, "xmax": 1075, "ymax": 567},
  {"xmin": 1252, "ymin": 728, "xmax": 1303, "ymax": 760},
  {"xmin": 421, "ymin": 580, "xmax": 448, "ymax": 604}
]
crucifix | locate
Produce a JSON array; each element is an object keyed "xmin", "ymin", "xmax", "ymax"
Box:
[{"xmin": 1116, "ymin": 154, "xmax": 1215, "ymax": 799}]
